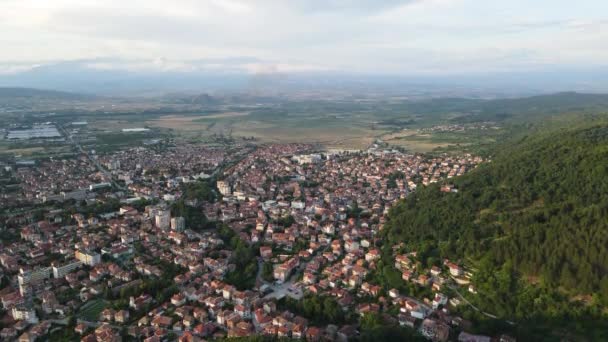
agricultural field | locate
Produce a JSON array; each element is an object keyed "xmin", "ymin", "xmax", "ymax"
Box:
[
  {"xmin": 0, "ymin": 138, "xmax": 73, "ymax": 159},
  {"xmin": 144, "ymin": 111, "xmax": 390, "ymax": 149},
  {"xmin": 9, "ymin": 92, "xmax": 592, "ymax": 157}
]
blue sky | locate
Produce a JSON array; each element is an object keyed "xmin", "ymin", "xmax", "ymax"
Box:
[{"xmin": 0, "ymin": 0, "xmax": 607, "ymax": 75}]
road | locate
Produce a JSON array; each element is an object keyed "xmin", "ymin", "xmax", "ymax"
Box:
[
  {"xmin": 258, "ymin": 256, "xmax": 305, "ymax": 301},
  {"xmin": 262, "ymin": 243, "xmax": 333, "ymax": 301},
  {"xmin": 57, "ymin": 124, "xmax": 125, "ymax": 191},
  {"xmin": 77, "ymin": 319, "xmax": 186, "ymax": 335},
  {"xmin": 448, "ymin": 285, "xmax": 515, "ymax": 325}
]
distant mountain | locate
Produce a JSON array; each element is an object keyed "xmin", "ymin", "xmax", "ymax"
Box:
[
  {"xmin": 0, "ymin": 61, "xmax": 250, "ymax": 96},
  {"xmin": 478, "ymin": 92, "xmax": 608, "ymax": 119},
  {"xmin": 2, "ymin": 59, "xmax": 608, "ymax": 96},
  {"xmin": 398, "ymin": 92, "xmax": 608, "ymax": 123},
  {"xmin": 0, "ymin": 87, "xmax": 94, "ymax": 101},
  {"xmin": 162, "ymin": 92, "xmax": 222, "ymax": 105}
]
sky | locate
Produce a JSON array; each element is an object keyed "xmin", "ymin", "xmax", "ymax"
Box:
[{"xmin": 1, "ymin": 0, "xmax": 607, "ymax": 76}]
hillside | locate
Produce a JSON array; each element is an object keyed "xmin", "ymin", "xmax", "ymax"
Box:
[
  {"xmin": 396, "ymin": 92, "xmax": 608, "ymax": 123},
  {"xmin": 382, "ymin": 123, "xmax": 608, "ymax": 339}
]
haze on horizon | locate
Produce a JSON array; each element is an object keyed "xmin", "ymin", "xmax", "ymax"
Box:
[{"xmin": 1, "ymin": 0, "xmax": 607, "ymax": 94}]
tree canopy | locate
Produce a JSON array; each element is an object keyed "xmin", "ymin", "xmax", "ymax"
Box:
[{"xmin": 383, "ymin": 124, "xmax": 608, "ymax": 339}]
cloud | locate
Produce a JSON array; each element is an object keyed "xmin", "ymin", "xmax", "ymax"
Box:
[
  {"xmin": 0, "ymin": 0, "xmax": 606, "ymax": 75},
  {"xmin": 0, "ymin": 63, "xmax": 41, "ymax": 75},
  {"xmin": 282, "ymin": 0, "xmax": 419, "ymax": 13},
  {"xmin": 4, "ymin": 57, "xmax": 330, "ymax": 76}
]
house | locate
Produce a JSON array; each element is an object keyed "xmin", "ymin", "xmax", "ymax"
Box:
[
  {"xmin": 101, "ymin": 308, "xmax": 115, "ymax": 322},
  {"xmin": 18, "ymin": 332, "xmax": 34, "ymax": 342},
  {"xmin": 394, "ymin": 254, "xmax": 411, "ymax": 270},
  {"xmin": 130, "ymin": 294, "xmax": 152, "ymax": 310},
  {"xmin": 458, "ymin": 332, "xmax": 491, "ymax": 342},
  {"xmin": 1, "ymin": 328, "xmax": 18, "ymax": 340},
  {"xmin": 417, "ymin": 274, "xmax": 430, "ymax": 286},
  {"xmin": 115, "ymin": 310, "xmax": 130, "ymax": 323},
  {"xmin": 409, "ymin": 303, "xmax": 430, "ymax": 319},
  {"xmin": 468, "ymin": 285, "xmax": 477, "ymax": 294},
  {"xmin": 432, "ymin": 293, "xmax": 448, "ymax": 309},
  {"xmin": 306, "ymin": 327, "xmax": 322, "ymax": 341},
  {"xmin": 151, "ymin": 315, "xmax": 173, "ymax": 329},
  {"xmin": 303, "ymin": 272, "xmax": 317, "ymax": 285},
  {"xmin": 274, "ymin": 258, "xmax": 298, "ymax": 283},
  {"xmin": 138, "ymin": 316, "xmax": 150, "ymax": 327},
  {"xmin": 222, "ymin": 285, "xmax": 235, "ymax": 300},
  {"xmin": 277, "ymin": 326, "xmax": 291, "ymax": 338},
  {"xmin": 293, "ymin": 324, "xmax": 305, "ymax": 339},
  {"xmin": 234, "ymin": 304, "xmax": 251, "ymax": 319},
  {"xmin": 171, "ymin": 293, "xmax": 186, "ymax": 306},
  {"xmin": 179, "ymin": 332, "xmax": 202, "ymax": 342},
  {"xmin": 344, "ymin": 240, "xmax": 359, "ymax": 253},
  {"xmin": 260, "ymin": 246, "xmax": 273, "ymax": 259},
  {"xmin": 365, "ymin": 249, "xmax": 380, "ymax": 262},
  {"xmin": 388, "ymin": 289, "xmax": 400, "ymax": 299},
  {"xmin": 432, "ymin": 282, "xmax": 443, "ymax": 292},
  {"xmin": 398, "ymin": 314, "xmax": 416, "ymax": 328},
  {"xmin": 226, "ymin": 313, "xmax": 241, "ymax": 330},
  {"xmin": 420, "ymin": 318, "xmax": 450, "ymax": 342},
  {"xmin": 448, "ymin": 263, "xmax": 463, "ymax": 277}
]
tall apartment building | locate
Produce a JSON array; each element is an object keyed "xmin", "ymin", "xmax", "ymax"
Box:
[
  {"xmin": 217, "ymin": 180, "xmax": 232, "ymax": 196},
  {"xmin": 17, "ymin": 267, "xmax": 52, "ymax": 295},
  {"xmin": 155, "ymin": 210, "xmax": 171, "ymax": 230},
  {"xmin": 171, "ymin": 216, "xmax": 185, "ymax": 231},
  {"xmin": 75, "ymin": 249, "xmax": 101, "ymax": 266},
  {"xmin": 52, "ymin": 260, "xmax": 83, "ymax": 278},
  {"xmin": 17, "ymin": 267, "xmax": 51, "ymax": 287},
  {"xmin": 11, "ymin": 305, "xmax": 39, "ymax": 324}
]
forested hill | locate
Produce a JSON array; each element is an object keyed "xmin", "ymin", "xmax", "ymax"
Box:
[{"xmin": 383, "ymin": 123, "xmax": 608, "ymax": 338}]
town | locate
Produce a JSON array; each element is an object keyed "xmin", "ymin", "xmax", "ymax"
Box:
[
  {"xmin": 2, "ymin": 1, "xmax": 606, "ymax": 339},
  {"xmin": 0, "ymin": 135, "xmax": 518, "ymax": 342}
]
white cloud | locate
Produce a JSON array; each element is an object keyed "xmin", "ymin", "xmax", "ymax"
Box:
[{"xmin": 0, "ymin": 0, "xmax": 606, "ymax": 74}]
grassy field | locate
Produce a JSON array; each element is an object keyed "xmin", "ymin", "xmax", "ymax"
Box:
[
  {"xmin": 144, "ymin": 112, "xmax": 389, "ymax": 149},
  {"xmin": 381, "ymin": 128, "xmax": 502, "ymax": 154},
  {"xmin": 77, "ymin": 299, "xmax": 107, "ymax": 321},
  {"xmin": 0, "ymin": 139, "xmax": 73, "ymax": 158},
  {"xmin": 85, "ymin": 110, "xmax": 498, "ymax": 152}
]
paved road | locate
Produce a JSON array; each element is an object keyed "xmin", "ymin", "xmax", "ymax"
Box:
[
  {"xmin": 448, "ymin": 285, "xmax": 515, "ymax": 325},
  {"xmin": 262, "ymin": 244, "xmax": 332, "ymax": 301},
  {"xmin": 58, "ymin": 124, "xmax": 125, "ymax": 191},
  {"xmin": 77, "ymin": 319, "xmax": 186, "ymax": 335}
]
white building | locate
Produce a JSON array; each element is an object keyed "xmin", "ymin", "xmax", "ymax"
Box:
[
  {"xmin": 18, "ymin": 267, "xmax": 51, "ymax": 286},
  {"xmin": 292, "ymin": 154, "xmax": 322, "ymax": 165},
  {"xmin": 52, "ymin": 260, "xmax": 83, "ymax": 278},
  {"xmin": 432, "ymin": 293, "xmax": 448, "ymax": 309},
  {"xmin": 171, "ymin": 217, "xmax": 185, "ymax": 231},
  {"xmin": 217, "ymin": 180, "xmax": 232, "ymax": 196},
  {"xmin": 89, "ymin": 182, "xmax": 112, "ymax": 191},
  {"xmin": 291, "ymin": 201, "xmax": 305, "ymax": 210},
  {"xmin": 155, "ymin": 210, "xmax": 171, "ymax": 230},
  {"xmin": 75, "ymin": 250, "xmax": 101, "ymax": 266},
  {"xmin": 11, "ymin": 305, "xmax": 39, "ymax": 324}
]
